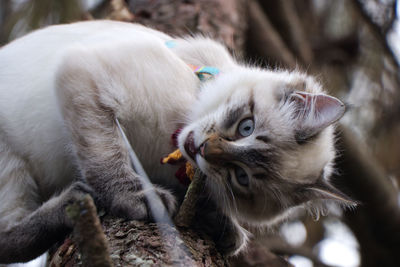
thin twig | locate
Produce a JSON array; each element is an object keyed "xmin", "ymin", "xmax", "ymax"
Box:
[{"xmin": 248, "ymin": 0, "xmax": 297, "ymax": 68}]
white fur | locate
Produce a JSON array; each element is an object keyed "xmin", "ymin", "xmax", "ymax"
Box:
[{"xmin": 0, "ymin": 21, "xmax": 196, "ymax": 221}]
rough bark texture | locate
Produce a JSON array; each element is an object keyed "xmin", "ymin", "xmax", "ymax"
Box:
[
  {"xmin": 174, "ymin": 170, "xmax": 206, "ymax": 228},
  {"xmin": 50, "ymin": 218, "xmax": 227, "ymax": 267}
]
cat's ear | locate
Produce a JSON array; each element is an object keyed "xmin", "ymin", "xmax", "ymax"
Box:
[
  {"xmin": 304, "ymin": 180, "xmax": 357, "ymax": 207},
  {"xmin": 289, "ymin": 91, "xmax": 345, "ymax": 143}
]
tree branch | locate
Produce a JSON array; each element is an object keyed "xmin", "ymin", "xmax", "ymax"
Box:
[
  {"xmin": 279, "ymin": 0, "xmax": 314, "ymax": 65},
  {"xmin": 351, "ymin": 0, "xmax": 399, "ymax": 68},
  {"xmin": 247, "ymin": 0, "xmax": 297, "ymax": 68},
  {"xmin": 174, "ymin": 169, "xmax": 206, "ymax": 228},
  {"xmin": 336, "ymin": 125, "xmax": 400, "ymax": 266}
]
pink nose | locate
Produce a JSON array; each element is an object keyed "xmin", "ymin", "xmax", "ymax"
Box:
[{"xmin": 198, "ymin": 134, "xmax": 233, "ymax": 163}]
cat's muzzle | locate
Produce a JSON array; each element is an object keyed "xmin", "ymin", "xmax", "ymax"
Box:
[{"xmin": 198, "ymin": 134, "xmax": 235, "ymax": 163}]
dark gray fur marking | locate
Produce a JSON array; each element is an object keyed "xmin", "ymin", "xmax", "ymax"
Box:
[
  {"xmin": 256, "ymin": 135, "xmax": 270, "ymax": 144},
  {"xmin": 222, "ymin": 106, "xmax": 246, "ymax": 130}
]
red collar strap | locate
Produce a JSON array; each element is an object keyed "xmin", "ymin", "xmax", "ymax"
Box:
[{"xmin": 161, "ymin": 128, "xmax": 194, "ymax": 186}]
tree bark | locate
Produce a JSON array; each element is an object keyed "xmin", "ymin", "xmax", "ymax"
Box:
[
  {"xmin": 127, "ymin": 0, "xmax": 247, "ymax": 52},
  {"xmin": 50, "ymin": 218, "xmax": 227, "ymax": 267}
]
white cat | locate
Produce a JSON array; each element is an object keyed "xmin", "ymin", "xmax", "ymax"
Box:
[{"xmin": 0, "ymin": 20, "xmax": 351, "ymax": 263}]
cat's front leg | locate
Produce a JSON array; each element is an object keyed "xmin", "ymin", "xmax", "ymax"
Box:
[
  {"xmin": 0, "ymin": 181, "xmax": 93, "ymax": 263},
  {"xmin": 55, "ymin": 48, "xmax": 176, "ymax": 222}
]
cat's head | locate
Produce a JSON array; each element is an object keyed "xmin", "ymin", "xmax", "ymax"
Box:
[{"xmin": 178, "ymin": 67, "xmax": 353, "ymax": 225}]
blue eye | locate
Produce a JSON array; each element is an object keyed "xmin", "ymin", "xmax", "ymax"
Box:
[
  {"xmin": 238, "ymin": 118, "xmax": 254, "ymax": 137},
  {"xmin": 234, "ymin": 166, "xmax": 249, "ymax": 186}
]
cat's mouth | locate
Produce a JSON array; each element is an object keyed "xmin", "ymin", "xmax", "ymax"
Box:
[{"xmin": 184, "ymin": 131, "xmax": 197, "ymax": 161}]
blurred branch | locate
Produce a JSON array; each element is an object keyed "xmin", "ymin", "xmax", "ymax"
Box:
[
  {"xmin": 0, "ymin": 0, "xmax": 84, "ymax": 44},
  {"xmin": 88, "ymin": 0, "xmax": 110, "ymax": 19},
  {"xmin": 264, "ymin": 240, "xmax": 335, "ymax": 267},
  {"xmin": 247, "ymin": 0, "xmax": 297, "ymax": 68},
  {"xmin": 107, "ymin": 0, "xmax": 134, "ymax": 21},
  {"xmin": 337, "ymin": 125, "xmax": 399, "ymax": 224},
  {"xmin": 351, "ymin": 0, "xmax": 400, "ymax": 68},
  {"xmin": 229, "ymin": 241, "xmax": 294, "ymax": 267},
  {"xmin": 0, "ymin": 0, "xmax": 12, "ymax": 45},
  {"xmin": 276, "ymin": 0, "xmax": 314, "ymax": 65},
  {"xmin": 355, "ymin": 0, "xmax": 397, "ymax": 35},
  {"xmin": 336, "ymin": 125, "xmax": 400, "ymax": 267},
  {"xmin": 383, "ymin": 1, "xmax": 398, "ymax": 35}
]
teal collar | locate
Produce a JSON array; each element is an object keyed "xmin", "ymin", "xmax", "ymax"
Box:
[{"xmin": 166, "ymin": 40, "xmax": 220, "ymax": 81}]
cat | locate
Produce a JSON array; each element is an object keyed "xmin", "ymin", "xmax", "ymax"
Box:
[{"xmin": 0, "ymin": 20, "xmax": 352, "ymax": 263}]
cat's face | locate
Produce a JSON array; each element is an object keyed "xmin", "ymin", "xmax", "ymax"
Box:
[{"xmin": 178, "ymin": 68, "xmax": 349, "ymax": 224}]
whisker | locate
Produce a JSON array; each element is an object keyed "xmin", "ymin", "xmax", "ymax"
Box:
[{"xmin": 226, "ymin": 181, "xmax": 238, "ymax": 216}]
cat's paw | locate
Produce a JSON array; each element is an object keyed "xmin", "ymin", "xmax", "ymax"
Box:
[
  {"xmin": 149, "ymin": 186, "xmax": 177, "ymax": 217},
  {"xmin": 60, "ymin": 181, "xmax": 94, "ymax": 227},
  {"xmin": 110, "ymin": 185, "xmax": 176, "ymax": 222},
  {"xmin": 62, "ymin": 181, "xmax": 94, "ymax": 205}
]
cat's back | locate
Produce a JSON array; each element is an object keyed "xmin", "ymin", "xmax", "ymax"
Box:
[
  {"xmin": 0, "ymin": 20, "xmax": 171, "ymax": 108},
  {"xmin": 0, "ymin": 21, "xmax": 171, "ymax": 149},
  {"xmin": 0, "ymin": 21, "xmax": 170, "ymax": 102},
  {"xmin": 0, "ymin": 21, "xmax": 177, "ymax": 191}
]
